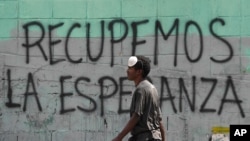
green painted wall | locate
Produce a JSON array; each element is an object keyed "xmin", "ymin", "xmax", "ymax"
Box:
[{"xmin": 1, "ymin": 0, "xmax": 250, "ymax": 141}]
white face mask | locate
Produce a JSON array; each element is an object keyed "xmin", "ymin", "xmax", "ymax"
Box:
[{"xmin": 128, "ymin": 56, "xmax": 138, "ymax": 67}]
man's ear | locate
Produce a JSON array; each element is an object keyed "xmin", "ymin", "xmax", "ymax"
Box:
[{"xmin": 136, "ymin": 69, "xmax": 143, "ymax": 75}]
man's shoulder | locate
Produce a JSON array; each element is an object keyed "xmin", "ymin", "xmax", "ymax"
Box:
[
  {"xmin": 138, "ymin": 80, "xmax": 154, "ymax": 88},
  {"xmin": 135, "ymin": 80, "xmax": 157, "ymax": 95}
]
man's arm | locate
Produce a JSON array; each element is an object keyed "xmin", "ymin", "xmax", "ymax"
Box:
[
  {"xmin": 159, "ymin": 120, "xmax": 166, "ymax": 141},
  {"xmin": 112, "ymin": 113, "xmax": 140, "ymax": 141}
]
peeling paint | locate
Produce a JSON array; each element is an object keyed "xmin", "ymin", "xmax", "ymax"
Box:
[{"xmin": 24, "ymin": 114, "xmax": 54, "ymax": 129}]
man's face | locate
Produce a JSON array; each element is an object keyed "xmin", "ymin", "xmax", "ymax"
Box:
[{"xmin": 127, "ymin": 66, "xmax": 140, "ymax": 80}]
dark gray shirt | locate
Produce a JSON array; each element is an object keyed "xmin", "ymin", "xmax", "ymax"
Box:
[{"xmin": 130, "ymin": 80, "xmax": 162, "ymax": 140}]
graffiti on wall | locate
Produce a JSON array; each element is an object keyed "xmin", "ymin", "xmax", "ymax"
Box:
[
  {"xmin": 21, "ymin": 18, "xmax": 233, "ymax": 66},
  {"xmin": 3, "ymin": 18, "xmax": 246, "ymax": 118}
]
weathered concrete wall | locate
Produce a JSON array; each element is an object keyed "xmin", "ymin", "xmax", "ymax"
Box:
[{"xmin": 0, "ymin": 0, "xmax": 250, "ymax": 141}]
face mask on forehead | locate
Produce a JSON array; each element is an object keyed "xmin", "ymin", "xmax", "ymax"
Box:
[
  {"xmin": 128, "ymin": 56, "xmax": 138, "ymax": 67},
  {"xmin": 128, "ymin": 56, "xmax": 143, "ymax": 69}
]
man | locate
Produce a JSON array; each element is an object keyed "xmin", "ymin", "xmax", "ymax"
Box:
[{"xmin": 112, "ymin": 56, "xmax": 166, "ymax": 141}]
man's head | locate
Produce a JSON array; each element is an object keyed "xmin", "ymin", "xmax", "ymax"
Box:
[{"xmin": 127, "ymin": 56, "xmax": 151, "ymax": 80}]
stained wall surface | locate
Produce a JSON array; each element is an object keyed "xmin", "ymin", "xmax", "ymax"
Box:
[{"xmin": 0, "ymin": 0, "xmax": 250, "ymax": 141}]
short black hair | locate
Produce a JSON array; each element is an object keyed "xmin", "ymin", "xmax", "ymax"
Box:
[{"xmin": 133, "ymin": 56, "xmax": 151, "ymax": 78}]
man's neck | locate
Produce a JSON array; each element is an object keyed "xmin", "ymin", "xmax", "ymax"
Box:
[{"xmin": 134, "ymin": 77, "xmax": 144, "ymax": 87}]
